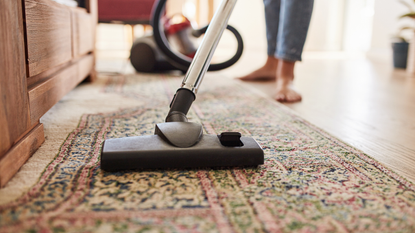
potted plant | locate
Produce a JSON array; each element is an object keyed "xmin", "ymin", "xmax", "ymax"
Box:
[{"xmin": 392, "ymin": 28, "xmax": 410, "ymax": 69}]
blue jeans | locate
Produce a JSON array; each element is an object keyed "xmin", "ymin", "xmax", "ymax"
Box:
[{"xmin": 264, "ymin": 0, "xmax": 314, "ymax": 61}]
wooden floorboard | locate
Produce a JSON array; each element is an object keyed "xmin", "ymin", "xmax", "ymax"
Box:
[{"xmin": 224, "ymin": 53, "xmax": 415, "ymax": 183}]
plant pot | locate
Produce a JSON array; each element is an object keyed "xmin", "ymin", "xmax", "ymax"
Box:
[{"xmin": 392, "ymin": 42, "xmax": 409, "ymax": 69}]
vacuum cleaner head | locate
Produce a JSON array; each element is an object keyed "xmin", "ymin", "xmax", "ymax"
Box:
[{"xmin": 101, "ymin": 122, "xmax": 264, "ymax": 171}]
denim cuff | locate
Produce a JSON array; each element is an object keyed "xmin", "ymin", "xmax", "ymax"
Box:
[
  {"xmin": 275, "ymin": 52, "xmax": 302, "ymax": 62},
  {"xmin": 268, "ymin": 51, "xmax": 302, "ymax": 62}
]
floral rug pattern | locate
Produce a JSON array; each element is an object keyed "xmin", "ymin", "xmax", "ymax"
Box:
[{"xmin": 0, "ymin": 74, "xmax": 414, "ymax": 232}]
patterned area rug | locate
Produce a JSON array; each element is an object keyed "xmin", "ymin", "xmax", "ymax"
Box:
[{"xmin": 1, "ymin": 73, "xmax": 415, "ymax": 232}]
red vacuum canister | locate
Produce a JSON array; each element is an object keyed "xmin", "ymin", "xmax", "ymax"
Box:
[{"xmin": 163, "ymin": 15, "xmax": 197, "ymax": 58}]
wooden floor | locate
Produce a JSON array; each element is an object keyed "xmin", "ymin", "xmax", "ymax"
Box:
[{"xmin": 222, "ymin": 51, "xmax": 415, "ymax": 183}]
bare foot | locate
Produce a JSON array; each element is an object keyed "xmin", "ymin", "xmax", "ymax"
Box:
[
  {"xmin": 237, "ymin": 56, "xmax": 278, "ymax": 81},
  {"xmin": 275, "ymin": 77, "xmax": 302, "ymax": 102}
]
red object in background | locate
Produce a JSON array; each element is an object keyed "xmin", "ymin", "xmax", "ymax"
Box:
[
  {"xmin": 98, "ymin": 0, "xmax": 156, "ymax": 24},
  {"xmin": 164, "ymin": 16, "xmax": 192, "ymax": 35}
]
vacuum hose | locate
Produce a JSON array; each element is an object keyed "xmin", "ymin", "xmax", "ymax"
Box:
[{"xmin": 151, "ymin": 0, "xmax": 244, "ymax": 71}]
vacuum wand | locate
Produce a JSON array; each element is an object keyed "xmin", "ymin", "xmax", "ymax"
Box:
[
  {"xmin": 181, "ymin": 0, "xmax": 237, "ymax": 94},
  {"xmin": 166, "ymin": 0, "xmax": 238, "ymax": 123}
]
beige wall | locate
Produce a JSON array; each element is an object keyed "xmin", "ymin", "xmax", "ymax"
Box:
[
  {"xmin": 368, "ymin": 0, "xmax": 409, "ymax": 59},
  {"xmin": 305, "ymin": 0, "xmax": 346, "ymax": 51},
  {"xmin": 227, "ymin": 0, "xmax": 267, "ymax": 51}
]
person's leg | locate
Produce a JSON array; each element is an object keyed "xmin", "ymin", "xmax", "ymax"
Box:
[
  {"xmin": 274, "ymin": 0, "xmax": 313, "ymax": 102},
  {"xmin": 238, "ymin": 0, "xmax": 281, "ymax": 81}
]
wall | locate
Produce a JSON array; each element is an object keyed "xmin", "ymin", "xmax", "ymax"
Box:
[
  {"xmin": 342, "ymin": 0, "xmax": 374, "ymax": 52},
  {"xmin": 304, "ymin": 0, "xmax": 346, "ymax": 51},
  {"xmin": 368, "ymin": 0, "xmax": 410, "ymax": 59},
  {"xmin": 227, "ymin": 0, "xmax": 267, "ymax": 51}
]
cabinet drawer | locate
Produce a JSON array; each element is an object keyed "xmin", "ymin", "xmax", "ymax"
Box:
[
  {"xmin": 25, "ymin": 0, "xmax": 72, "ymax": 77},
  {"xmin": 28, "ymin": 55, "xmax": 94, "ymax": 125},
  {"xmin": 72, "ymin": 8, "xmax": 94, "ymax": 57}
]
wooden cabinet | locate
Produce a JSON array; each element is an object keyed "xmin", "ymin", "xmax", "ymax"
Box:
[{"xmin": 0, "ymin": 0, "xmax": 97, "ymax": 187}]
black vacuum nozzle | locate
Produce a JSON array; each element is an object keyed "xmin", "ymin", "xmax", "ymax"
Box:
[
  {"xmin": 100, "ymin": 133, "xmax": 264, "ymax": 171},
  {"xmin": 100, "ymin": 95, "xmax": 264, "ymax": 171}
]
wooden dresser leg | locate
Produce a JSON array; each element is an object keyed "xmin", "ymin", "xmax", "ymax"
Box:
[
  {"xmin": 84, "ymin": 67, "xmax": 97, "ymax": 82},
  {"xmin": 0, "ymin": 123, "xmax": 45, "ymax": 188}
]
